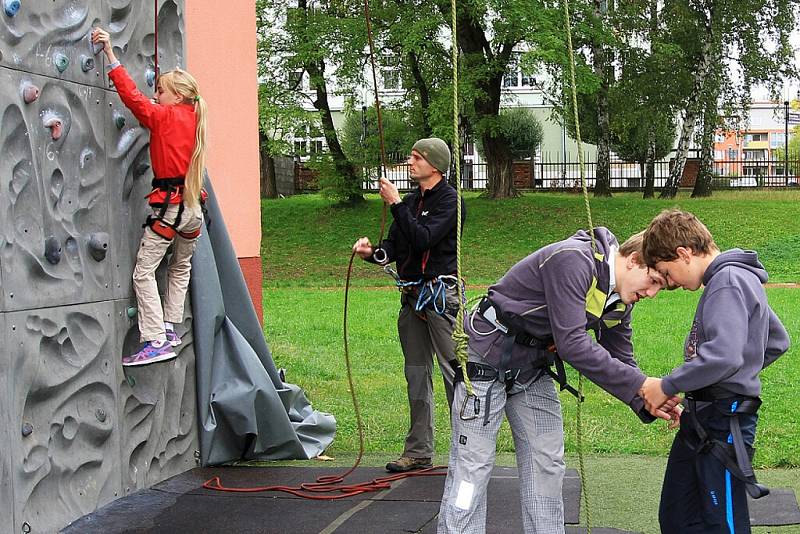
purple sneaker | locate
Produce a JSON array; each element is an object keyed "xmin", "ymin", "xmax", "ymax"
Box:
[
  {"xmin": 166, "ymin": 330, "xmax": 182, "ymax": 347},
  {"xmin": 122, "ymin": 342, "xmax": 177, "ymax": 367}
]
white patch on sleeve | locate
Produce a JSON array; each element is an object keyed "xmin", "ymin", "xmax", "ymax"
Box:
[{"xmin": 454, "ymin": 480, "xmax": 475, "ymax": 510}]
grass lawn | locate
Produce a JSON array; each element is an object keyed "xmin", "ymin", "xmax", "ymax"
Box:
[
  {"xmin": 262, "ymin": 190, "xmax": 800, "ymax": 286},
  {"xmin": 264, "ymin": 286, "xmax": 799, "ymax": 468},
  {"xmin": 260, "ymin": 190, "xmax": 799, "ymax": 529}
]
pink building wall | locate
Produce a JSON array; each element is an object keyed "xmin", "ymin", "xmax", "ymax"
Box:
[{"xmin": 184, "ymin": 2, "xmax": 263, "ymax": 321}]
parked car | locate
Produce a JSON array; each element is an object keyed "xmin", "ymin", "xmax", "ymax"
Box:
[{"xmin": 729, "ymin": 177, "xmax": 758, "ymax": 187}]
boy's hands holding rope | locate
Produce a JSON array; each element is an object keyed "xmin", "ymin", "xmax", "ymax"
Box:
[{"xmin": 640, "ymin": 377, "xmax": 683, "ymax": 429}]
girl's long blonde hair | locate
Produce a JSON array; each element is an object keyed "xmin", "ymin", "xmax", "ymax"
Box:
[{"xmin": 158, "ymin": 68, "xmax": 207, "ymax": 208}]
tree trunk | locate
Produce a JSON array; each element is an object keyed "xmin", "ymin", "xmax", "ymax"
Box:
[
  {"xmin": 407, "ymin": 50, "xmax": 432, "ymax": 137},
  {"xmin": 299, "ymin": 0, "xmax": 362, "ymax": 204},
  {"xmin": 592, "ymin": 0, "xmax": 613, "ymax": 197},
  {"xmin": 306, "ymin": 57, "xmax": 363, "ymax": 204},
  {"xmin": 259, "ymin": 129, "xmax": 278, "ymax": 198},
  {"xmin": 692, "ymin": 96, "xmax": 716, "ymax": 197},
  {"xmin": 643, "ymin": 137, "xmax": 655, "ymax": 198},
  {"xmin": 661, "ymin": 31, "xmax": 714, "ymax": 198},
  {"xmin": 483, "ymin": 132, "xmax": 516, "ymax": 198},
  {"xmin": 446, "ymin": 5, "xmax": 517, "ymax": 198}
]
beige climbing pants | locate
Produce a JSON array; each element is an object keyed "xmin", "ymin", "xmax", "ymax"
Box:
[{"xmin": 133, "ymin": 203, "xmax": 203, "ymax": 342}]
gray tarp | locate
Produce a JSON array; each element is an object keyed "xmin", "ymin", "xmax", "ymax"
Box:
[{"xmin": 190, "ymin": 179, "xmax": 336, "ymax": 466}]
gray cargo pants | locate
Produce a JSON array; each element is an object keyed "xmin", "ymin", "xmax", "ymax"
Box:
[
  {"xmin": 397, "ymin": 284, "xmax": 458, "ymax": 459},
  {"xmin": 437, "ymin": 360, "xmax": 565, "ymax": 534},
  {"xmin": 133, "ymin": 203, "xmax": 203, "ymax": 342}
]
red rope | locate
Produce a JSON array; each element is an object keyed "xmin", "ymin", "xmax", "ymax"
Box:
[
  {"xmin": 201, "ymin": 253, "xmax": 448, "ymax": 499},
  {"xmin": 202, "ymin": 466, "xmax": 447, "ymax": 500},
  {"xmin": 153, "ymin": 0, "xmax": 158, "ymax": 76}
]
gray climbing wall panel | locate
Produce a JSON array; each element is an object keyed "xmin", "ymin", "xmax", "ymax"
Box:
[
  {"xmin": 0, "ymin": 314, "xmax": 12, "ymax": 534},
  {"xmin": 116, "ymin": 300, "xmax": 199, "ymax": 495},
  {"xmin": 0, "ymin": 1, "xmax": 192, "ymax": 531}
]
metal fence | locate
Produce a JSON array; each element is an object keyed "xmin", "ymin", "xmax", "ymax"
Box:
[{"xmin": 345, "ymin": 156, "xmax": 800, "ymax": 192}]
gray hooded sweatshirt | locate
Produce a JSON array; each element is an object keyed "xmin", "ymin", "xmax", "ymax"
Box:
[
  {"xmin": 661, "ymin": 249, "xmax": 790, "ymax": 398},
  {"xmin": 467, "ymin": 227, "xmax": 650, "ymax": 418}
]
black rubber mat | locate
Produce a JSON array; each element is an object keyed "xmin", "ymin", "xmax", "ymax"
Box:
[
  {"xmin": 61, "ymin": 465, "xmax": 643, "ymax": 534},
  {"xmin": 749, "ymin": 488, "xmax": 800, "ymax": 526}
]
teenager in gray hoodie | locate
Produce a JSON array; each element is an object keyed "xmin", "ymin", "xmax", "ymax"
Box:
[
  {"xmin": 640, "ymin": 209, "xmax": 790, "ymax": 534},
  {"xmin": 437, "ymin": 228, "xmax": 676, "ymax": 534}
]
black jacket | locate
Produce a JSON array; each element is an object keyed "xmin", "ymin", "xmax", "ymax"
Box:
[{"xmin": 369, "ymin": 178, "xmax": 464, "ymax": 280}]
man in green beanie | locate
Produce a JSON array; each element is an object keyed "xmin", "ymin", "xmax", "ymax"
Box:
[{"xmin": 353, "ymin": 137, "xmax": 465, "ymax": 472}]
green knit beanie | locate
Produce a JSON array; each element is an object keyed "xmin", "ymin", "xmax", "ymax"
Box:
[{"xmin": 411, "ymin": 137, "xmax": 451, "ymax": 175}]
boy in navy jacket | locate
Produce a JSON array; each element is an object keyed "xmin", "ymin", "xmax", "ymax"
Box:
[{"xmin": 640, "ymin": 209, "xmax": 790, "ymax": 534}]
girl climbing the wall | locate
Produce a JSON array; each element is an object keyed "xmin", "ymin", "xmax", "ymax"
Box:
[{"xmin": 92, "ymin": 28, "xmax": 208, "ymax": 366}]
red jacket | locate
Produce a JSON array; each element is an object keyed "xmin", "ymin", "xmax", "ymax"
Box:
[{"xmin": 108, "ymin": 65, "xmax": 197, "ymax": 205}]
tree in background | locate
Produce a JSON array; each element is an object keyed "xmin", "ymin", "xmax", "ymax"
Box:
[
  {"xmin": 339, "ymin": 105, "xmax": 423, "ymax": 173},
  {"xmin": 658, "ymin": 0, "xmax": 798, "ymax": 198},
  {"xmin": 476, "ymin": 108, "xmax": 544, "ymax": 185}
]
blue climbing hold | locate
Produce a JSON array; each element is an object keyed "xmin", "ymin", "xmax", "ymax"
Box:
[
  {"xmin": 126, "ymin": 307, "xmax": 138, "ymax": 319},
  {"xmin": 146, "ymin": 68, "xmax": 156, "ymax": 87},
  {"xmin": 4, "ymin": 0, "xmax": 20, "ymax": 18},
  {"xmin": 54, "ymin": 53, "xmax": 69, "ymax": 73}
]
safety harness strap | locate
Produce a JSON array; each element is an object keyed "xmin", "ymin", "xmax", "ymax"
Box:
[
  {"xmin": 685, "ymin": 395, "xmax": 769, "ymax": 499},
  {"xmin": 544, "ymin": 356, "xmax": 584, "ymax": 401},
  {"xmin": 476, "ymin": 296, "xmax": 583, "ymax": 401}
]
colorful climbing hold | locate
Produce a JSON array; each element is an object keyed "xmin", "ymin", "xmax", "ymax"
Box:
[
  {"xmin": 42, "ymin": 112, "xmax": 64, "ymax": 140},
  {"xmin": 113, "ymin": 111, "xmax": 126, "ymax": 130},
  {"xmin": 54, "ymin": 52, "xmax": 69, "ymax": 73},
  {"xmin": 4, "ymin": 0, "xmax": 20, "ymax": 18},
  {"xmin": 146, "ymin": 68, "xmax": 156, "ymax": 87},
  {"xmin": 126, "ymin": 307, "xmax": 138, "ymax": 318},
  {"xmin": 21, "ymin": 82, "xmax": 39, "ymax": 104}
]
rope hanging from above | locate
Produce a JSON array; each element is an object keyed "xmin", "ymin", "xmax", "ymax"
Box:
[
  {"xmin": 562, "ymin": 0, "xmax": 595, "ymax": 530},
  {"xmin": 449, "ymin": 0, "xmax": 472, "ymax": 397}
]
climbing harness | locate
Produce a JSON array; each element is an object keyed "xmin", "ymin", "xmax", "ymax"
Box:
[
  {"xmin": 682, "ymin": 388, "xmax": 769, "ymax": 499},
  {"xmin": 143, "ymin": 177, "xmax": 207, "ymax": 241},
  {"xmin": 384, "ymin": 266, "xmax": 461, "ymax": 315}
]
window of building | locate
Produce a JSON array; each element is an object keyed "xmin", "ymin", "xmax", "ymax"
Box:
[
  {"xmin": 771, "ymin": 132, "xmax": 786, "ymax": 149},
  {"xmin": 746, "ymin": 133, "xmax": 766, "ymax": 143},
  {"xmin": 714, "ymin": 134, "xmax": 726, "ymax": 143},
  {"xmin": 727, "ymin": 148, "xmax": 737, "ymax": 159},
  {"xmin": 381, "ymin": 55, "xmax": 401, "ymax": 91},
  {"xmin": 309, "ymin": 139, "xmax": 325, "ymax": 154},
  {"xmin": 503, "ymin": 52, "xmax": 537, "ymax": 88}
]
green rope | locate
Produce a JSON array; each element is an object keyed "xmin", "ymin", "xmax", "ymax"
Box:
[
  {"xmin": 450, "ymin": 0, "xmax": 472, "ymax": 396},
  {"xmin": 563, "ymin": 0, "xmax": 594, "ymax": 531}
]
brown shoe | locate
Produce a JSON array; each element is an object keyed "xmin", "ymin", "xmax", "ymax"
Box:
[{"xmin": 385, "ymin": 456, "xmax": 433, "ymax": 472}]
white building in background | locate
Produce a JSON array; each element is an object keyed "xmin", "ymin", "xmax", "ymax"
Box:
[{"xmin": 287, "ymin": 49, "xmax": 589, "ymax": 167}]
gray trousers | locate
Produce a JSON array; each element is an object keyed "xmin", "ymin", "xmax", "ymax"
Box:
[
  {"xmin": 133, "ymin": 203, "xmax": 203, "ymax": 342},
  {"xmin": 438, "ymin": 367, "xmax": 565, "ymax": 534},
  {"xmin": 397, "ymin": 285, "xmax": 458, "ymax": 458}
]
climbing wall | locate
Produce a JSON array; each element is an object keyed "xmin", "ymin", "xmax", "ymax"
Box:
[{"xmin": 0, "ymin": 1, "xmax": 198, "ymax": 532}]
